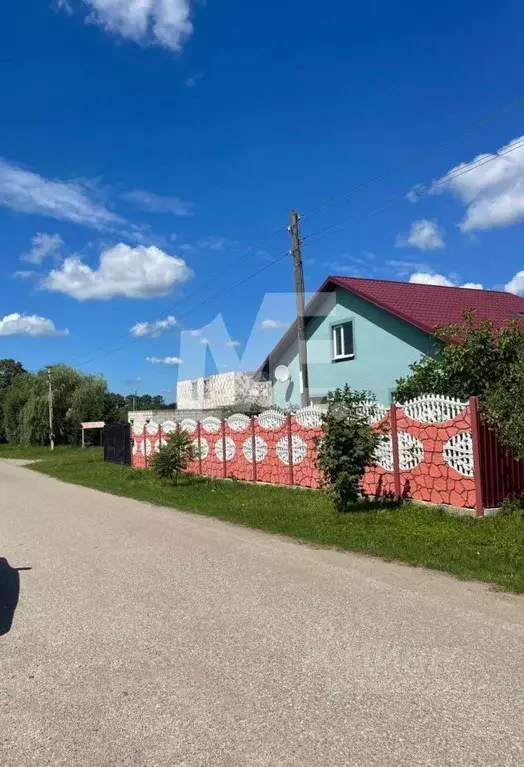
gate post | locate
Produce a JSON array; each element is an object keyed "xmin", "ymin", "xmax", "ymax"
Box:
[
  {"xmin": 470, "ymin": 396, "xmax": 485, "ymax": 518},
  {"xmin": 390, "ymin": 403, "xmax": 401, "ymax": 500},
  {"xmin": 221, "ymin": 418, "xmax": 227, "ymax": 478},
  {"xmin": 287, "ymin": 414, "xmax": 294, "ymax": 485},
  {"xmin": 197, "ymin": 421, "xmax": 203, "ymax": 475},
  {"xmin": 251, "ymin": 416, "xmax": 257, "ymax": 483},
  {"xmin": 143, "ymin": 424, "xmax": 148, "ymax": 469}
]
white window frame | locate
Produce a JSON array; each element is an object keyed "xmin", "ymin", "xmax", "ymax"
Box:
[
  {"xmin": 191, "ymin": 381, "xmax": 198, "ymax": 400},
  {"xmin": 203, "ymin": 378, "xmax": 211, "ymax": 400},
  {"xmin": 332, "ymin": 321, "xmax": 354, "ymax": 361}
]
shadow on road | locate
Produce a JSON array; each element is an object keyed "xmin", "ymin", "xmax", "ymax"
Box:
[{"xmin": 0, "ymin": 558, "xmax": 31, "ymax": 636}]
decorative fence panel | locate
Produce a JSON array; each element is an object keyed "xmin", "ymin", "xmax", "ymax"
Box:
[{"xmin": 130, "ymin": 397, "xmax": 488, "ymax": 515}]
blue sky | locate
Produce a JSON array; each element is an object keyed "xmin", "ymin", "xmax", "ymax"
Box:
[{"xmin": 2, "ymin": 0, "xmax": 524, "ymax": 396}]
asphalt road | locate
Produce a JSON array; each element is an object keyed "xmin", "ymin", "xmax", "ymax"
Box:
[{"xmin": 1, "ymin": 460, "xmax": 524, "ymax": 766}]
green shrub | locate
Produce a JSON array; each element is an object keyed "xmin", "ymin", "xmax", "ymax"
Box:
[
  {"xmin": 316, "ymin": 386, "xmax": 384, "ymax": 513},
  {"xmin": 149, "ymin": 429, "xmax": 195, "ymax": 484}
]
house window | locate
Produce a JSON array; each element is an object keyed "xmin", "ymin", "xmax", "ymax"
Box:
[
  {"xmin": 191, "ymin": 381, "xmax": 198, "ymax": 400},
  {"xmin": 203, "ymin": 378, "xmax": 211, "ymax": 400},
  {"xmin": 332, "ymin": 321, "xmax": 354, "ymax": 360}
]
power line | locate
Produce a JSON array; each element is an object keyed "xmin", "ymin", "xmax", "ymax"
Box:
[
  {"xmin": 301, "ymin": 96, "xmax": 524, "ymax": 221},
  {"xmin": 302, "ymin": 135, "xmax": 524, "ymax": 248},
  {"xmin": 70, "ymin": 224, "xmax": 288, "ymax": 365},
  {"xmin": 79, "ymin": 250, "xmax": 289, "ymax": 367}
]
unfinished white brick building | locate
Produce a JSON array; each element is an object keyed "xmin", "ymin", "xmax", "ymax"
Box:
[{"xmin": 177, "ymin": 371, "xmax": 272, "ymax": 412}]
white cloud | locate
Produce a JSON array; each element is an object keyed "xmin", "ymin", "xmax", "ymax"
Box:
[
  {"xmin": 42, "ymin": 243, "xmax": 192, "ymax": 300},
  {"xmin": 13, "ymin": 270, "xmax": 38, "ymax": 280},
  {"xmin": 199, "ymin": 337, "xmax": 210, "ymax": 345},
  {"xmin": 396, "ymin": 219, "xmax": 445, "ymax": 251},
  {"xmin": 122, "ymin": 189, "xmax": 193, "ymax": 217},
  {"xmin": 146, "ymin": 356, "xmax": 183, "ymax": 366},
  {"xmin": 0, "ymin": 313, "xmax": 69, "ymax": 337},
  {"xmin": 130, "ymin": 315, "xmax": 177, "ymax": 337},
  {"xmin": 197, "ymin": 236, "xmax": 230, "ymax": 251},
  {"xmin": 189, "ymin": 329, "xmax": 201, "ymax": 337},
  {"xmin": 429, "ymin": 135, "xmax": 524, "ymax": 232},
  {"xmin": 0, "ymin": 158, "xmax": 122, "ymax": 229},
  {"xmin": 62, "ymin": 0, "xmax": 194, "ymax": 51},
  {"xmin": 409, "ymin": 272, "xmax": 483, "ymax": 289},
  {"xmin": 185, "ymin": 73, "xmax": 204, "ymax": 88},
  {"xmin": 225, "ymin": 340, "xmax": 241, "ymax": 348},
  {"xmin": 505, "ymin": 271, "xmax": 524, "ymax": 295},
  {"xmin": 22, "ymin": 232, "xmax": 64, "ymax": 264},
  {"xmin": 261, "ymin": 319, "xmax": 289, "ymax": 330}
]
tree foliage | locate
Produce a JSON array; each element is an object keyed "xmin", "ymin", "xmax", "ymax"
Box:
[
  {"xmin": 150, "ymin": 429, "xmax": 195, "ymax": 483},
  {"xmin": 0, "ymin": 358, "xmax": 172, "ymax": 446},
  {"xmin": 395, "ymin": 312, "xmax": 524, "ymax": 403},
  {"xmin": 0, "ymin": 359, "xmax": 26, "ymax": 442},
  {"xmin": 316, "ymin": 386, "xmax": 383, "ymax": 513}
]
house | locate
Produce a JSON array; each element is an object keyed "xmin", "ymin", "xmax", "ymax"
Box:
[
  {"xmin": 176, "ymin": 371, "xmax": 272, "ymax": 412},
  {"xmin": 258, "ymin": 276, "xmax": 524, "ymax": 407}
]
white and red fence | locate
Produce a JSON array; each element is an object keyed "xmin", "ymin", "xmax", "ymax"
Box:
[{"xmin": 131, "ymin": 395, "xmax": 487, "ymax": 515}]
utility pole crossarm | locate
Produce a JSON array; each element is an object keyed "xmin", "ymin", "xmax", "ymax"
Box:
[{"xmin": 289, "ymin": 209, "xmax": 310, "ymax": 408}]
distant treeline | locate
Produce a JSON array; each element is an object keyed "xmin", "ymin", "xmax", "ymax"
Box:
[{"xmin": 0, "ymin": 358, "xmax": 174, "ymax": 445}]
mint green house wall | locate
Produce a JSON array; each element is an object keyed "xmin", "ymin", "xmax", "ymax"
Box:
[{"xmin": 271, "ymin": 287, "xmax": 437, "ymax": 408}]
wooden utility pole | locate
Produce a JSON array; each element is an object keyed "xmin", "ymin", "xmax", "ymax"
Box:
[{"xmin": 289, "ymin": 209, "xmax": 310, "ymax": 407}]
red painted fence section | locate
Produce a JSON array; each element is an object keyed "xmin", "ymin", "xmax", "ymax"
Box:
[{"xmin": 131, "ymin": 397, "xmax": 483, "ymax": 513}]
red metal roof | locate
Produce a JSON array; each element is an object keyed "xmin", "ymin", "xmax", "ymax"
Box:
[
  {"xmin": 256, "ymin": 276, "xmax": 524, "ymax": 377},
  {"xmin": 328, "ymin": 276, "xmax": 524, "ymax": 333}
]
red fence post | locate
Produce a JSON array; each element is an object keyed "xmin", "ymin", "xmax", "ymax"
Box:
[
  {"xmin": 470, "ymin": 396, "xmax": 485, "ymax": 518},
  {"xmin": 251, "ymin": 416, "xmax": 257, "ymax": 483},
  {"xmin": 390, "ymin": 403, "xmax": 401, "ymax": 500},
  {"xmin": 197, "ymin": 421, "xmax": 203, "ymax": 475},
  {"xmin": 287, "ymin": 414, "xmax": 294, "ymax": 486},
  {"xmin": 221, "ymin": 418, "xmax": 227, "ymax": 478}
]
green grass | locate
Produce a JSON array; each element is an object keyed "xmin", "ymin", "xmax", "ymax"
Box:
[
  {"xmin": 3, "ymin": 446, "xmax": 523, "ymax": 592},
  {"xmin": 0, "ymin": 444, "xmax": 91, "ymax": 461}
]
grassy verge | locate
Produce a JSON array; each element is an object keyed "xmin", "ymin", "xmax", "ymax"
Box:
[
  {"xmin": 0, "ymin": 444, "xmax": 93, "ymax": 461},
  {"xmin": 7, "ymin": 448, "xmax": 520, "ymax": 593}
]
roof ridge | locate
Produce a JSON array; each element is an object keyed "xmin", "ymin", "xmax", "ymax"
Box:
[{"xmin": 329, "ymin": 274, "xmax": 508, "ymax": 295}]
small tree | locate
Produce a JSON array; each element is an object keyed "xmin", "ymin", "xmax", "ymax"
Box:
[
  {"xmin": 483, "ymin": 356, "xmax": 524, "ymax": 460},
  {"xmin": 395, "ymin": 312, "xmax": 524, "ymax": 402},
  {"xmin": 316, "ymin": 386, "xmax": 383, "ymax": 513},
  {"xmin": 150, "ymin": 429, "xmax": 195, "ymax": 483}
]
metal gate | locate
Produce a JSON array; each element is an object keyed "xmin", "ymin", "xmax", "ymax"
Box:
[{"xmin": 103, "ymin": 423, "xmax": 131, "ymax": 466}]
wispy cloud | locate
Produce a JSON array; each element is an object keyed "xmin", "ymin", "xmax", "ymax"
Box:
[
  {"xmin": 0, "ymin": 158, "xmax": 122, "ymax": 230},
  {"xmin": 130, "ymin": 316, "xmax": 177, "ymax": 337},
  {"xmin": 122, "ymin": 189, "xmax": 194, "ymax": 217},
  {"xmin": 185, "ymin": 73, "xmax": 204, "ymax": 88},
  {"xmin": 21, "ymin": 232, "xmax": 64, "ymax": 264},
  {"xmin": 0, "ymin": 313, "xmax": 69, "ymax": 337},
  {"xmin": 146, "ymin": 356, "xmax": 183, "ymax": 366},
  {"xmin": 261, "ymin": 319, "xmax": 289, "ymax": 330},
  {"xmin": 13, "ymin": 270, "xmax": 39, "ymax": 280},
  {"xmin": 225, "ymin": 340, "xmax": 241, "ymax": 348},
  {"xmin": 197, "ymin": 236, "xmax": 231, "ymax": 251}
]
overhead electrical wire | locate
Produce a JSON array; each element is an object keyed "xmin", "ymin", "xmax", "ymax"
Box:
[
  {"xmin": 71, "ymin": 96, "xmax": 524, "ymax": 369},
  {"xmin": 300, "ymin": 96, "xmax": 524, "ymax": 221},
  {"xmin": 79, "ymin": 249, "xmax": 289, "ymax": 367},
  {"xmin": 302, "ymin": 135, "xmax": 524, "ymax": 248}
]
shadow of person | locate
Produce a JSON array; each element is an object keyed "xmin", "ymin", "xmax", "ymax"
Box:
[{"xmin": 0, "ymin": 558, "xmax": 31, "ymax": 636}]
